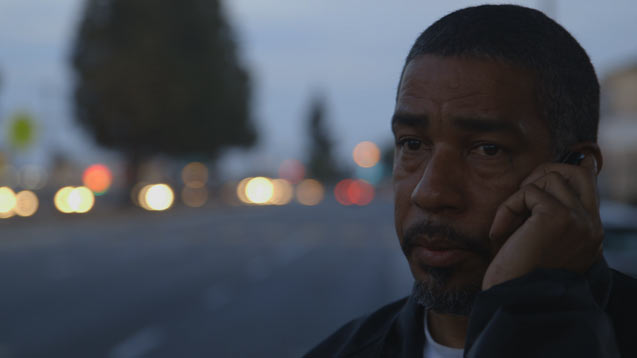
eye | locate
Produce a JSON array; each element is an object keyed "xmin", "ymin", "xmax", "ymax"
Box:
[
  {"xmin": 397, "ymin": 138, "xmax": 423, "ymax": 152},
  {"xmin": 474, "ymin": 143, "xmax": 502, "ymax": 157}
]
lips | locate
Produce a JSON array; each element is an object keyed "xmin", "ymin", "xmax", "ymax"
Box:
[
  {"xmin": 412, "ymin": 234, "xmax": 470, "ymax": 250},
  {"xmin": 418, "ymin": 237, "xmax": 468, "ymax": 251},
  {"xmin": 410, "ymin": 237, "xmax": 472, "ymax": 267}
]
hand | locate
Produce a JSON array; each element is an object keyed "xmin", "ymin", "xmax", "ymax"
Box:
[{"xmin": 482, "ymin": 156, "xmax": 604, "ymax": 290}]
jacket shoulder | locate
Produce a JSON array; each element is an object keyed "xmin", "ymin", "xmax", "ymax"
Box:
[
  {"xmin": 304, "ymin": 297, "xmax": 409, "ymax": 358},
  {"xmin": 607, "ymin": 269, "xmax": 637, "ymax": 357},
  {"xmin": 608, "ymin": 269, "xmax": 637, "ymax": 307}
]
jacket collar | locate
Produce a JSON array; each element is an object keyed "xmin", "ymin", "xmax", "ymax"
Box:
[
  {"xmin": 379, "ymin": 290, "xmax": 426, "ymax": 356},
  {"xmin": 587, "ymin": 257, "xmax": 613, "ymax": 309}
]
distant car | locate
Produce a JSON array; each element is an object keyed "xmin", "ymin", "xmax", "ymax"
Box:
[{"xmin": 600, "ymin": 201, "xmax": 637, "ymax": 277}]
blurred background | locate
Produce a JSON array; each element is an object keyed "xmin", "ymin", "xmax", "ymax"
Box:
[{"xmin": 0, "ymin": 0, "xmax": 636, "ymax": 357}]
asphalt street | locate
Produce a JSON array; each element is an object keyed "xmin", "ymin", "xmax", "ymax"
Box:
[
  {"xmin": 0, "ymin": 198, "xmax": 413, "ymax": 358},
  {"xmin": 2, "ymin": 197, "xmax": 634, "ymax": 358}
]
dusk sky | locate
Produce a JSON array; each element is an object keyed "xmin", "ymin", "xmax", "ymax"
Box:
[{"xmin": 1, "ymin": 0, "xmax": 636, "ymax": 177}]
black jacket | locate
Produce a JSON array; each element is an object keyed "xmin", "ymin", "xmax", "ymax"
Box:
[{"xmin": 305, "ymin": 259, "xmax": 637, "ymax": 357}]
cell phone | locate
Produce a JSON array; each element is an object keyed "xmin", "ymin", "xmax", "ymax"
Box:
[{"xmin": 559, "ymin": 151, "xmax": 585, "ymax": 165}]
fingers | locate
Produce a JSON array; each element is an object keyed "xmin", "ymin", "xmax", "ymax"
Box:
[
  {"xmin": 526, "ymin": 171, "xmax": 581, "ymax": 210},
  {"xmin": 489, "ymin": 182, "xmax": 565, "ymax": 244},
  {"xmin": 489, "ymin": 160, "xmax": 601, "ymax": 246},
  {"xmin": 484, "ymin": 153, "xmax": 603, "ymax": 289},
  {"xmin": 519, "ymin": 159, "xmax": 598, "ymax": 212}
]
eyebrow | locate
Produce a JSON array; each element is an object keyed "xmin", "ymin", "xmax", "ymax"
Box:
[
  {"xmin": 451, "ymin": 116, "xmax": 524, "ymax": 138},
  {"xmin": 392, "ymin": 112, "xmax": 524, "ymax": 139},
  {"xmin": 391, "ymin": 113, "xmax": 428, "ymax": 131}
]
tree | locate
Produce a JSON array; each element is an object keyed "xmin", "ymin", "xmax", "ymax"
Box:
[
  {"xmin": 71, "ymin": 0, "xmax": 256, "ymax": 195},
  {"xmin": 306, "ymin": 93, "xmax": 345, "ymax": 183}
]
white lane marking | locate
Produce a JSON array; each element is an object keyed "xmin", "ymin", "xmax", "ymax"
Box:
[{"xmin": 109, "ymin": 326, "xmax": 162, "ymax": 358}]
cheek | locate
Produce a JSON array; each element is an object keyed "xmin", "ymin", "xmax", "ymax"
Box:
[{"xmin": 393, "ymin": 170, "xmax": 416, "ymax": 239}]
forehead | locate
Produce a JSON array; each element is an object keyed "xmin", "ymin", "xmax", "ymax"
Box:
[{"xmin": 396, "ymin": 55, "xmax": 543, "ymax": 126}]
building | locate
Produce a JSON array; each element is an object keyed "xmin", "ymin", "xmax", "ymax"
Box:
[{"xmin": 599, "ymin": 63, "xmax": 637, "ymax": 203}]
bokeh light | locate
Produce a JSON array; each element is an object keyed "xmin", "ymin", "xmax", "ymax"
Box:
[
  {"xmin": 68, "ymin": 186, "xmax": 95, "ymax": 213},
  {"xmin": 245, "ymin": 177, "xmax": 274, "ymax": 204},
  {"xmin": 131, "ymin": 182, "xmax": 148, "ymax": 207},
  {"xmin": 278, "ymin": 159, "xmax": 306, "ymax": 184},
  {"xmin": 0, "ymin": 187, "xmax": 17, "ymax": 217},
  {"xmin": 182, "ymin": 162, "xmax": 208, "ymax": 188},
  {"xmin": 142, "ymin": 184, "xmax": 174, "ymax": 211},
  {"xmin": 14, "ymin": 190, "xmax": 39, "ymax": 217},
  {"xmin": 0, "ymin": 210, "xmax": 15, "ymax": 219},
  {"xmin": 236, "ymin": 177, "xmax": 252, "ymax": 204},
  {"xmin": 349, "ymin": 180, "xmax": 375, "ymax": 206},
  {"xmin": 269, "ymin": 179, "xmax": 294, "ymax": 205},
  {"xmin": 334, "ymin": 179, "xmax": 375, "ymax": 206},
  {"xmin": 334, "ymin": 179, "xmax": 355, "ymax": 206},
  {"xmin": 54, "ymin": 186, "xmax": 95, "ymax": 214},
  {"xmin": 352, "ymin": 141, "xmax": 381, "ymax": 168},
  {"xmin": 83, "ymin": 164, "xmax": 113, "ymax": 194},
  {"xmin": 54, "ymin": 187, "xmax": 75, "ymax": 213},
  {"xmin": 137, "ymin": 185, "xmax": 151, "ymax": 210},
  {"xmin": 296, "ymin": 179, "xmax": 324, "ymax": 206},
  {"xmin": 182, "ymin": 186, "xmax": 208, "ymax": 208}
]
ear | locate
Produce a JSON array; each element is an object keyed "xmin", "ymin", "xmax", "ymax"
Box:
[{"xmin": 568, "ymin": 142, "xmax": 603, "ymax": 175}]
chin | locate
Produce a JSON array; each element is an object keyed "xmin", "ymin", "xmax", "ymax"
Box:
[
  {"xmin": 409, "ymin": 258, "xmax": 486, "ymax": 291},
  {"xmin": 410, "ymin": 263, "xmax": 484, "ymax": 315}
]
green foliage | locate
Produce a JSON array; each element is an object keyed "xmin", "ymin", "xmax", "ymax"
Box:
[
  {"xmin": 7, "ymin": 111, "xmax": 36, "ymax": 150},
  {"xmin": 71, "ymin": 0, "xmax": 256, "ymax": 159},
  {"xmin": 306, "ymin": 94, "xmax": 345, "ymax": 183}
]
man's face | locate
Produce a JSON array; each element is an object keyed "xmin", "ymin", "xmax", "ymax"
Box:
[{"xmin": 392, "ymin": 55, "xmax": 553, "ymax": 300}]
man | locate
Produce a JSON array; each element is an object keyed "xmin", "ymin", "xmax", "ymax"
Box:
[{"xmin": 306, "ymin": 4, "xmax": 637, "ymax": 357}]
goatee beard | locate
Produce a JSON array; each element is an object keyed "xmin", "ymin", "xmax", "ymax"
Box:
[
  {"xmin": 411, "ymin": 266, "xmax": 480, "ymax": 316},
  {"xmin": 402, "ymin": 219, "xmax": 488, "ymax": 315}
]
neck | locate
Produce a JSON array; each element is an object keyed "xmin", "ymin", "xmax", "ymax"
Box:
[{"xmin": 426, "ymin": 310, "xmax": 468, "ymax": 348}]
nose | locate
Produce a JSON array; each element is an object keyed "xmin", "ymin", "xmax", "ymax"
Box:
[{"xmin": 410, "ymin": 149, "xmax": 465, "ymax": 215}]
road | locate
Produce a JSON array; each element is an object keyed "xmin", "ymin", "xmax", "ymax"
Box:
[
  {"xmin": 1, "ymin": 198, "xmax": 634, "ymax": 358},
  {"xmin": 0, "ymin": 199, "xmax": 413, "ymax": 358}
]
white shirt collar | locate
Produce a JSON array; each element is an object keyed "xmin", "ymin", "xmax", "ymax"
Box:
[{"xmin": 423, "ymin": 311, "xmax": 465, "ymax": 358}]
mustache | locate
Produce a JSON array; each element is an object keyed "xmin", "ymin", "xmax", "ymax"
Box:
[{"xmin": 401, "ymin": 220, "xmax": 491, "ymax": 260}]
